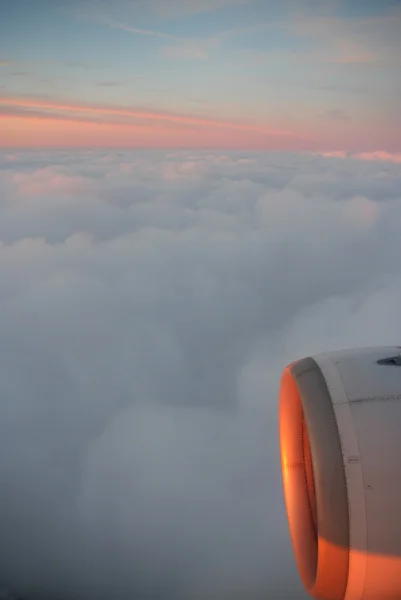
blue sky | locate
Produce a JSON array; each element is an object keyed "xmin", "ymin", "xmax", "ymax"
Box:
[{"xmin": 1, "ymin": 0, "xmax": 400, "ymax": 149}]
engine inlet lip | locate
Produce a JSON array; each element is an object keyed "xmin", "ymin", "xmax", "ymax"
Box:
[
  {"xmin": 279, "ymin": 366, "xmax": 318, "ymax": 591},
  {"xmin": 280, "ymin": 358, "xmax": 349, "ymax": 599}
]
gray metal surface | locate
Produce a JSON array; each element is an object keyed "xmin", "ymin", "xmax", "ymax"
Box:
[
  {"xmin": 291, "ymin": 358, "xmax": 349, "ymax": 554},
  {"xmin": 314, "ymin": 346, "xmax": 401, "ymax": 600}
]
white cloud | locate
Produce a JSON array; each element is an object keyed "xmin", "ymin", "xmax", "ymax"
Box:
[
  {"xmin": 0, "ymin": 149, "xmax": 401, "ymax": 599},
  {"xmin": 161, "ymin": 43, "xmax": 210, "ymax": 60}
]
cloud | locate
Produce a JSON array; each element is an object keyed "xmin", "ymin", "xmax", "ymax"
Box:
[
  {"xmin": 74, "ymin": 5, "xmax": 277, "ymax": 61},
  {"xmin": 93, "ymin": 15, "xmax": 246, "ymax": 60},
  {"xmin": 236, "ymin": 6, "xmax": 401, "ymax": 68},
  {"xmin": 286, "ymin": 8, "xmax": 401, "ymax": 65},
  {"xmin": 316, "ymin": 150, "xmax": 401, "ymax": 164},
  {"xmin": 96, "ymin": 19, "xmax": 185, "ymax": 42},
  {"xmin": 324, "ymin": 108, "xmax": 350, "ymax": 121},
  {"xmin": 161, "ymin": 44, "xmax": 209, "ymax": 60},
  {"xmin": 101, "ymin": 19, "xmax": 219, "ymax": 60},
  {"xmin": 0, "ymin": 96, "xmax": 294, "ymax": 135},
  {"xmin": 354, "ymin": 151, "xmax": 401, "ymax": 164},
  {"xmin": 95, "ymin": 81, "xmax": 122, "ymax": 87},
  {"xmin": 0, "ymin": 96, "xmax": 311, "ymax": 149},
  {"xmin": 72, "ymin": 0, "xmax": 256, "ymax": 21},
  {"xmin": 317, "ymin": 150, "xmax": 349, "ymax": 158},
  {"xmin": 150, "ymin": 0, "xmax": 256, "ymax": 18},
  {"xmin": 0, "ymin": 149, "xmax": 401, "ymax": 599}
]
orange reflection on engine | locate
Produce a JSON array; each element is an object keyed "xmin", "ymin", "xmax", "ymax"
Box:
[{"xmin": 279, "ymin": 365, "xmax": 348, "ymax": 600}]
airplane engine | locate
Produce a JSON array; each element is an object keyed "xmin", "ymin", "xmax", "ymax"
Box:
[{"xmin": 279, "ymin": 346, "xmax": 401, "ymax": 600}]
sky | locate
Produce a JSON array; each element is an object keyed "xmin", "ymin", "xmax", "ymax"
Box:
[
  {"xmin": 1, "ymin": 0, "xmax": 401, "ymax": 151},
  {"xmin": 0, "ymin": 147, "xmax": 401, "ymax": 599}
]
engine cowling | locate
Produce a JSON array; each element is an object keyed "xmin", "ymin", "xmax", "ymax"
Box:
[{"xmin": 279, "ymin": 346, "xmax": 401, "ymax": 600}]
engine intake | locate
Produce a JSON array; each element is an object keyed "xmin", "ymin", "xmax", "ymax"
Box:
[{"xmin": 279, "ymin": 346, "xmax": 401, "ymax": 600}]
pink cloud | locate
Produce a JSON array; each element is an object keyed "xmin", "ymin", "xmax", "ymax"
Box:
[
  {"xmin": 286, "ymin": 11, "xmax": 401, "ymax": 66},
  {"xmin": 0, "ymin": 95, "xmax": 315, "ymax": 150},
  {"xmin": 0, "ymin": 95, "xmax": 300, "ymax": 137},
  {"xmin": 354, "ymin": 151, "xmax": 401, "ymax": 164},
  {"xmin": 8, "ymin": 167, "xmax": 91, "ymax": 197},
  {"xmin": 318, "ymin": 151, "xmax": 349, "ymax": 159},
  {"xmin": 316, "ymin": 151, "xmax": 401, "ymax": 164}
]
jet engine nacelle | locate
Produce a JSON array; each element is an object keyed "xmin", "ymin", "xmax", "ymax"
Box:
[{"xmin": 279, "ymin": 346, "xmax": 401, "ymax": 600}]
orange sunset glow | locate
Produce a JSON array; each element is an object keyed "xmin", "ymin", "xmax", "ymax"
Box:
[{"xmin": 0, "ymin": 96, "xmax": 313, "ymax": 149}]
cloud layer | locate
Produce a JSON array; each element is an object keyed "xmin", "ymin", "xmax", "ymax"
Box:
[{"xmin": 0, "ymin": 149, "xmax": 401, "ymax": 599}]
